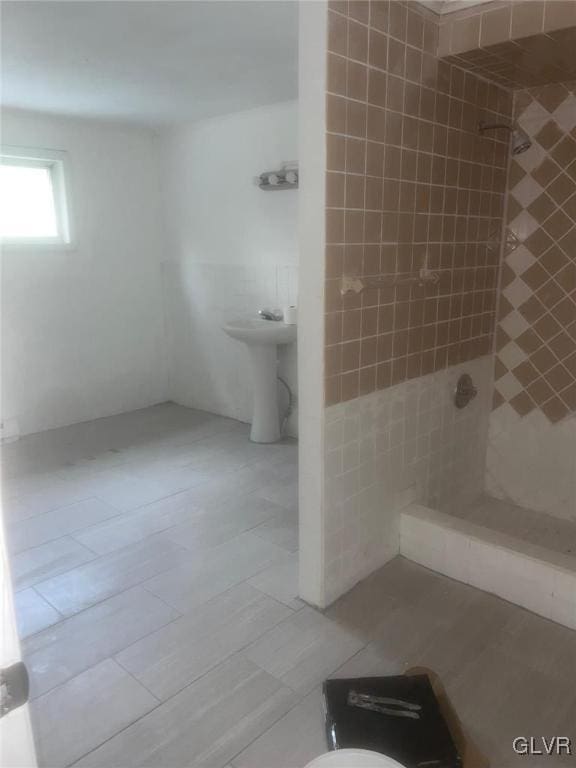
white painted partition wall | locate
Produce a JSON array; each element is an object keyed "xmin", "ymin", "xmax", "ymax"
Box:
[{"xmin": 297, "ymin": 0, "xmax": 328, "ymax": 607}]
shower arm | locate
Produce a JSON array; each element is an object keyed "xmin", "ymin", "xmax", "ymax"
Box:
[{"xmin": 478, "ymin": 121, "xmax": 513, "ymax": 133}]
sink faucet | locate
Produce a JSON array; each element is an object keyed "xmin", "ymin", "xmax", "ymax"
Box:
[{"xmin": 258, "ymin": 308, "xmax": 283, "ymax": 321}]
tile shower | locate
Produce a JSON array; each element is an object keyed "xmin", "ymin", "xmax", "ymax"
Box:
[{"xmin": 318, "ymin": 0, "xmax": 576, "ymax": 610}]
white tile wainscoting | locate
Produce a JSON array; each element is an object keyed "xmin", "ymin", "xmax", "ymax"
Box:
[
  {"xmin": 486, "ymin": 406, "xmax": 576, "ymax": 523},
  {"xmin": 401, "ymin": 505, "xmax": 576, "ymax": 630},
  {"xmin": 323, "ymin": 356, "xmax": 494, "ymax": 605}
]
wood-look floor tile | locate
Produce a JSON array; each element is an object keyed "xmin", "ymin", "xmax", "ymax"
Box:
[
  {"xmin": 24, "ymin": 586, "xmax": 179, "ymax": 698},
  {"xmin": 14, "ymin": 588, "xmax": 62, "ymax": 639},
  {"xmin": 31, "ymin": 658, "xmax": 157, "ymax": 768},
  {"xmin": 10, "ymin": 536, "xmax": 96, "ymax": 591},
  {"xmin": 34, "ymin": 536, "xmax": 190, "ymax": 616},
  {"xmin": 243, "ymin": 606, "xmax": 364, "ymax": 694},
  {"xmin": 115, "ymin": 583, "xmax": 292, "ymax": 700},
  {"xmin": 74, "ymin": 656, "xmax": 297, "ymax": 768},
  {"xmin": 231, "ymin": 687, "xmax": 326, "ymax": 768},
  {"xmin": 144, "ymin": 532, "xmax": 291, "ymax": 613}
]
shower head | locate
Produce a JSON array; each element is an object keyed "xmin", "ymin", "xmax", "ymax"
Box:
[
  {"xmin": 511, "ymin": 127, "xmax": 532, "ymax": 155},
  {"xmin": 478, "ymin": 121, "xmax": 532, "ymax": 155}
]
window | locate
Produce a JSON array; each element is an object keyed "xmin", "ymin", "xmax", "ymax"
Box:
[{"xmin": 0, "ymin": 147, "xmax": 72, "ymax": 246}]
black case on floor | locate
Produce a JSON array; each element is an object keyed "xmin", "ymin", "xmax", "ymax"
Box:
[{"xmin": 322, "ymin": 675, "xmax": 463, "ymax": 768}]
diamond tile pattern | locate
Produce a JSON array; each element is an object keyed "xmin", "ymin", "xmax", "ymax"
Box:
[{"xmin": 494, "ymin": 86, "xmax": 576, "ymax": 423}]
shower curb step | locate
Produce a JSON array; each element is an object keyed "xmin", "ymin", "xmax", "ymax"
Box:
[{"xmin": 400, "ymin": 504, "xmax": 576, "ymax": 631}]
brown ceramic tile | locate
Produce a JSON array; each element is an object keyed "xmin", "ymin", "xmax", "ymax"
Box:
[
  {"xmin": 513, "ymin": 359, "xmax": 540, "ymax": 387},
  {"xmin": 527, "ymin": 375, "xmax": 554, "ymax": 404},
  {"xmin": 524, "ymin": 227, "xmax": 554, "ymax": 256},
  {"xmin": 544, "ymin": 1, "xmax": 576, "ymax": 33},
  {"xmin": 531, "ymin": 157, "xmax": 562, "ymax": 188},
  {"xmin": 535, "ymin": 83, "xmax": 570, "ymax": 113},
  {"xmin": 559, "ymin": 381, "xmax": 576, "ymax": 410},
  {"xmin": 511, "ymin": 2, "xmax": 545, "ymax": 41},
  {"xmin": 551, "ymin": 135, "xmax": 576, "ymax": 167},
  {"xmin": 547, "ymin": 173, "xmax": 575, "ymax": 205},
  {"xmin": 540, "ymin": 244, "xmax": 569, "ymax": 277},
  {"xmin": 509, "ymin": 390, "xmax": 535, "ymax": 416},
  {"xmin": 535, "ymin": 120, "xmax": 564, "ymax": 150},
  {"xmin": 527, "ymin": 191, "xmax": 557, "ymax": 223},
  {"xmin": 540, "ymin": 395, "xmax": 569, "ymax": 422},
  {"xmin": 558, "ymin": 225, "xmax": 576, "ymax": 256},
  {"xmin": 328, "ymin": 11, "xmax": 348, "ymax": 56},
  {"xmin": 368, "ymin": 28, "xmax": 387, "ymax": 71},
  {"xmin": 481, "ymin": 7, "xmax": 512, "ymax": 48},
  {"xmin": 545, "ymin": 362, "xmax": 572, "ymax": 393},
  {"xmin": 347, "ymin": 60, "xmax": 368, "ymax": 100},
  {"xmin": 451, "ymin": 14, "xmax": 481, "ymax": 56},
  {"xmin": 531, "ymin": 344, "xmax": 558, "ymax": 374},
  {"xmin": 542, "ymin": 209, "xmax": 573, "ymax": 240},
  {"xmin": 348, "ymin": 19, "xmax": 368, "ymax": 62}
]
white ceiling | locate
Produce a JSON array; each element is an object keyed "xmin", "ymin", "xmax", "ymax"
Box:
[{"xmin": 1, "ymin": 1, "xmax": 298, "ymax": 126}]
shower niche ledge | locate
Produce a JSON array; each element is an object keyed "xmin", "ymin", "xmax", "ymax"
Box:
[{"xmin": 400, "ymin": 504, "xmax": 576, "ymax": 631}]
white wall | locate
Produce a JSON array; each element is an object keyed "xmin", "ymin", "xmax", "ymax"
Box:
[
  {"xmin": 1, "ymin": 110, "xmax": 168, "ymax": 437},
  {"xmin": 159, "ymin": 101, "xmax": 299, "ymax": 434}
]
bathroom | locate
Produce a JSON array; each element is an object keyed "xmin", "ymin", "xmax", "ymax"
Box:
[{"xmin": 1, "ymin": 1, "xmax": 576, "ymax": 767}]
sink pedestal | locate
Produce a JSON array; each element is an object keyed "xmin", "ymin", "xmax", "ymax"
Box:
[
  {"xmin": 222, "ymin": 317, "xmax": 297, "ymax": 444},
  {"xmin": 247, "ymin": 344, "xmax": 281, "ymax": 443}
]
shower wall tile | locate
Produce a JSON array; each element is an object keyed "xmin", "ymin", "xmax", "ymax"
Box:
[
  {"xmin": 487, "ymin": 82, "xmax": 576, "ymax": 523},
  {"xmin": 323, "ymin": 355, "xmax": 493, "ymax": 603},
  {"xmin": 494, "ymin": 84, "xmax": 576, "ymax": 425},
  {"xmin": 438, "ymin": 1, "xmax": 576, "ymax": 89},
  {"xmin": 324, "ymin": 0, "xmax": 512, "ymax": 407}
]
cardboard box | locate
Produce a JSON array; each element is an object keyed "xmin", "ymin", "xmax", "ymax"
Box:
[{"xmin": 406, "ymin": 667, "xmax": 489, "ymax": 768}]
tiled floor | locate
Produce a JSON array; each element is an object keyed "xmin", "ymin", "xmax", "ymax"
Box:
[
  {"xmin": 458, "ymin": 495, "xmax": 576, "ymax": 561},
  {"xmin": 3, "ymin": 403, "xmax": 576, "ymax": 767}
]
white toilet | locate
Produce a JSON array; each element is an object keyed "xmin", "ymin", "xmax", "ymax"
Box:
[{"xmin": 304, "ymin": 749, "xmax": 406, "ymax": 768}]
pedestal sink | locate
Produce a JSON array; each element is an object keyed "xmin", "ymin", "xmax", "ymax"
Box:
[{"xmin": 223, "ymin": 317, "xmax": 297, "ymax": 443}]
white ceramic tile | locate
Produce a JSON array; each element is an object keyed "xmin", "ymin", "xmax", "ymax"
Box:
[
  {"xmin": 495, "ymin": 371, "xmax": 524, "ymax": 400},
  {"xmin": 115, "ymin": 583, "xmax": 292, "ymax": 700},
  {"xmin": 323, "ymin": 356, "xmax": 493, "ymax": 602},
  {"xmin": 506, "ymin": 244, "xmax": 536, "ymax": 276},
  {"xmin": 74, "ymin": 656, "xmax": 297, "ymax": 768},
  {"xmin": 498, "ymin": 340, "xmax": 527, "ymax": 371},
  {"xmin": 502, "ymin": 277, "xmax": 533, "ymax": 310},
  {"xmin": 14, "ymin": 588, "xmax": 62, "ymax": 639},
  {"xmin": 31, "ymin": 658, "xmax": 157, "ymax": 768},
  {"xmin": 553, "ymin": 94, "xmax": 576, "ymax": 133},
  {"xmin": 508, "ymin": 209, "xmax": 540, "ymax": 242},
  {"xmin": 24, "ymin": 586, "xmax": 179, "ymax": 698},
  {"xmin": 400, "ymin": 505, "xmax": 576, "ymax": 630},
  {"xmin": 499, "ymin": 310, "xmax": 530, "ymax": 340},
  {"xmin": 511, "ymin": 174, "xmax": 542, "ymax": 208}
]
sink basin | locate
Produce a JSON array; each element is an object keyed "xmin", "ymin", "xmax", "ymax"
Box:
[
  {"xmin": 223, "ymin": 318, "xmax": 296, "ymax": 346},
  {"xmin": 223, "ymin": 316, "xmax": 297, "ymax": 443}
]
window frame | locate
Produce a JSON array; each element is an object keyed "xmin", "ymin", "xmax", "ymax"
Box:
[{"xmin": 0, "ymin": 145, "xmax": 73, "ymax": 248}]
